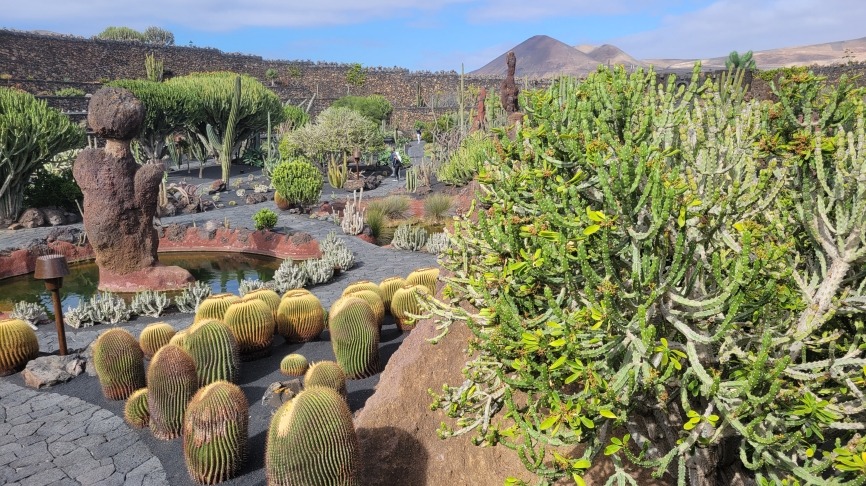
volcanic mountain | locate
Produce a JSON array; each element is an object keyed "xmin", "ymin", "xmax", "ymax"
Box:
[{"xmin": 470, "ymin": 35, "xmax": 604, "ymax": 78}]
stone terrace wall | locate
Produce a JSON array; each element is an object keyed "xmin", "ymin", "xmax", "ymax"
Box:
[{"xmin": 0, "ymin": 30, "xmax": 501, "ymax": 127}]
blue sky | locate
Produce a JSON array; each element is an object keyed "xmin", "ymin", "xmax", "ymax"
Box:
[{"xmin": 4, "ymin": 1, "xmax": 865, "ymax": 72}]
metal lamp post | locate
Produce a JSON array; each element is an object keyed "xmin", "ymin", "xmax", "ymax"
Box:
[{"xmin": 33, "ymin": 254, "xmax": 70, "ymax": 356}]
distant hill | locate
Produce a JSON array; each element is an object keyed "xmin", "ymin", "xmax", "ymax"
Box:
[
  {"xmin": 470, "ymin": 35, "xmax": 604, "ymax": 78},
  {"xmin": 474, "ymin": 35, "xmax": 866, "ymax": 79}
]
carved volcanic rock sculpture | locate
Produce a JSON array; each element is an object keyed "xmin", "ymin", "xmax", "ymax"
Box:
[
  {"xmin": 73, "ymin": 87, "xmax": 193, "ymax": 292},
  {"xmin": 471, "ymin": 87, "xmax": 487, "ymax": 132},
  {"xmin": 499, "ymin": 51, "xmax": 520, "ymax": 115}
]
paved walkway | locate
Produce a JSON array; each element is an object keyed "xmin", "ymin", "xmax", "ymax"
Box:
[{"xmin": 0, "ymin": 185, "xmax": 441, "ymax": 485}]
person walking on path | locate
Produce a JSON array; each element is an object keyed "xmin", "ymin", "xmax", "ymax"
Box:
[
  {"xmin": 416, "ymin": 128, "xmax": 422, "ymax": 144},
  {"xmin": 390, "ymin": 148, "xmax": 403, "ymax": 180}
]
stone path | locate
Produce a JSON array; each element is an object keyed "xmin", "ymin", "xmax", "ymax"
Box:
[
  {"xmin": 0, "ymin": 188, "xmax": 441, "ymax": 485},
  {"xmin": 0, "ymin": 381, "xmax": 167, "ymax": 485}
]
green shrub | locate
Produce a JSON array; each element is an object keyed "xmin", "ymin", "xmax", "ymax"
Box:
[
  {"xmin": 364, "ymin": 206, "xmax": 386, "ymax": 239},
  {"xmin": 24, "ymin": 167, "xmax": 82, "ymax": 212},
  {"xmin": 431, "ymin": 66, "xmax": 866, "ymax": 485},
  {"xmin": 252, "ymin": 208, "xmax": 278, "ymax": 231},
  {"xmin": 422, "ymin": 193, "xmax": 452, "ymax": 222},
  {"xmin": 282, "ymin": 104, "xmax": 310, "ymax": 131},
  {"xmin": 436, "ymin": 131, "xmax": 494, "ymax": 186},
  {"xmin": 54, "ymin": 87, "xmax": 86, "ymax": 97},
  {"xmin": 270, "ymin": 159, "xmax": 322, "ymax": 207},
  {"xmin": 366, "ymin": 195, "xmax": 409, "ymax": 219},
  {"xmin": 331, "ymin": 95, "xmax": 392, "ymax": 123}
]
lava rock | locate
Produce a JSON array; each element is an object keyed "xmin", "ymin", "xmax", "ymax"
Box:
[{"xmin": 22, "ymin": 354, "xmax": 86, "ymax": 389}]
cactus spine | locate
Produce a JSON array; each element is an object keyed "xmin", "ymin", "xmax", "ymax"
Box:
[
  {"xmin": 390, "ymin": 284, "xmax": 429, "ymax": 331},
  {"xmin": 243, "ymin": 288, "xmax": 281, "ymax": 320},
  {"xmin": 378, "ymin": 276, "xmax": 405, "ymax": 313},
  {"xmin": 406, "ymin": 266, "xmax": 440, "ymax": 295},
  {"xmin": 147, "ymin": 344, "xmax": 198, "ymax": 440},
  {"xmin": 194, "ymin": 293, "xmax": 240, "ymax": 324},
  {"xmin": 222, "ymin": 295, "xmax": 275, "ymax": 360},
  {"xmin": 303, "ymin": 361, "xmax": 347, "ymax": 398},
  {"xmin": 265, "ymin": 387, "xmax": 360, "ymax": 486},
  {"xmin": 139, "ymin": 322, "xmax": 176, "ymax": 359},
  {"xmin": 184, "ymin": 320, "xmax": 240, "ymax": 386},
  {"xmin": 344, "ymin": 289, "xmax": 385, "ymax": 331},
  {"xmin": 92, "ymin": 328, "xmax": 146, "ymax": 400},
  {"xmin": 0, "ymin": 319, "xmax": 39, "ymax": 376},
  {"xmin": 276, "ymin": 290, "xmax": 325, "ymax": 342},
  {"xmin": 328, "ymin": 296, "xmax": 380, "ymax": 379},
  {"xmin": 124, "ymin": 388, "xmax": 149, "ymax": 429},
  {"xmin": 183, "ymin": 381, "xmax": 248, "ymax": 485},
  {"xmin": 280, "ymin": 353, "xmax": 309, "ymax": 376}
]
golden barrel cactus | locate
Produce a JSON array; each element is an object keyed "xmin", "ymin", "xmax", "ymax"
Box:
[
  {"xmin": 276, "ymin": 290, "xmax": 325, "ymax": 343},
  {"xmin": 223, "ymin": 295, "xmax": 275, "ymax": 360},
  {"xmin": 405, "ymin": 266, "xmax": 440, "ymax": 295},
  {"xmin": 328, "ymin": 296, "xmax": 379, "ymax": 379},
  {"xmin": 194, "ymin": 293, "xmax": 240, "ymax": 324},
  {"xmin": 0, "ymin": 318, "xmax": 39, "ymax": 376},
  {"xmin": 92, "ymin": 328, "xmax": 146, "ymax": 400},
  {"xmin": 378, "ymin": 276, "xmax": 405, "ymax": 312},
  {"xmin": 147, "ymin": 344, "xmax": 198, "ymax": 440},
  {"xmin": 139, "ymin": 322, "xmax": 175, "ymax": 359},
  {"xmin": 183, "ymin": 381, "xmax": 248, "ymax": 484}
]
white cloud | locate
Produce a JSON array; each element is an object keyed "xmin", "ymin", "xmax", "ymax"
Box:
[
  {"xmin": 464, "ymin": 0, "xmax": 680, "ymax": 22},
  {"xmin": 612, "ymin": 0, "xmax": 866, "ymax": 59}
]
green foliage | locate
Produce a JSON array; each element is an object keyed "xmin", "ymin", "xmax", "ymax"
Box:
[
  {"xmin": 253, "ymin": 208, "xmax": 278, "ymax": 230},
  {"xmin": 327, "ymin": 155, "xmax": 348, "ymax": 188},
  {"xmin": 0, "ymin": 88, "xmax": 85, "ymax": 221},
  {"xmin": 366, "ymin": 195, "xmax": 409, "ymax": 219},
  {"xmin": 429, "ymin": 65, "xmax": 866, "ymax": 484},
  {"xmin": 364, "ymin": 206, "xmax": 386, "ymax": 239},
  {"xmin": 144, "ymin": 52, "xmax": 163, "ymax": 82},
  {"xmin": 423, "ymin": 193, "xmax": 453, "ymax": 222},
  {"xmin": 53, "ymin": 87, "xmax": 85, "ymax": 97},
  {"xmin": 331, "ymin": 95, "xmax": 392, "ymax": 123},
  {"xmin": 92, "ymin": 328, "xmax": 145, "ymax": 400},
  {"xmin": 95, "ymin": 26, "xmax": 174, "ymax": 45},
  {"xmin": 24, "ymin": 166, "xmax": 82, "ymax": 212},
  {"xmin": 345, "ymin": 63, "xmax": 367, "ymax": 89},
  {"xmin": 726, "ymin": 50, "xmax": 757, "ymax": 70},
  {"xmin": 108, "ymin": 79, "xmax": 202, "ymax": 160},
  {"xmin": 0, "ymin": 318, "xmax": 39, "ymax": 376},
  {"xmin": 265, "ymin": 387, "xmax": 360, "ymax": 485},
  {"xmin": 436, "ymin": 131, "xmax": 494, "ymax": 186},
  {"xmin": 270, "ymin": 159, "xmax": 323, "ymax": 207},
  {"xmin": 282, "ymin": 103, "xmax": 310, "ymax": 131},
  {"xmin": 183, "ymin": 381, "xmax": 248, "ymax": 484},
  {"xmin": 265, "ymin": 68, "xmax": 279, "ymax": 84},
  {"xmin": 286, "ymin": 106, "xmax": 381, "ymax": 161}
]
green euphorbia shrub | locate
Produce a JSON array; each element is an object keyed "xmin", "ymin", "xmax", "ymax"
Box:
[
  {"xmin": 270, "ymin": 159, "xmax": 322, "ymax": 208},
  {"xmin": 252, "ymin": 208, "xmax": 278, "ymax": 231},
  {"xmin": 428, "ymin": 65, "xmax": 866, "ymax": 485}
]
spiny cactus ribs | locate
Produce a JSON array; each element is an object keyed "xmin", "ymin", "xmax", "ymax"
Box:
[
  {"xmin": 0, "ymin": 319, "xmax": 39, "ymax": 376},
  {"xmin": 276, "ymin": 290, "xmax": 325, "ymax": 343},
  {"xmin": 266, "ymin": 387, "xmax": 360, "ymax": 486},
  {"xmin": 223, "ymin": 296, "xmax": 275, "ymax": 360},
  {"xmin": 328, "ymin": 296, "xmax": 380, "ymax": 379},
  {"xmin": 92, "ymin": 328, "xmax": 146, "ymax": 400},
  {"xmin": 147, "ymin": 344, "xmax": 198, "ymax": 440},
  {"xmin": 183, "ymin": 381, "xmax": 249, "ymax": 484}
]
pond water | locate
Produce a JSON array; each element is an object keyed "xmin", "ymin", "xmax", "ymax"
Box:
[{"xmin": 0, "ymin": 252, "xmax": 282, "ymax": 315}]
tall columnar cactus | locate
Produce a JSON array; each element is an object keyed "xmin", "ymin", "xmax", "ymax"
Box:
[
  {"xmin": 183, "ymin": 381, "xmax": 249, "ymax": 485},
  {"xmin": 222, "ymin": 295, "xmax": 275, "ymax": 360},
  {"xmin": 184, "ymin": 320, "xmax": 239, "ymax": 386},
  {"xmin": 194, "ymin": 293, "xmax": 240, "ymax": 324},
  {"xmin": 139, "ymin": 322, "xmax": 176, "ymax": 359},
  {"xmin": 0, "ymin": 318, "xmax": 39, "ymax": 376},
  {"xmin": 147, "ymin": 344, "xmax": 198, "ymax": 440},
  {"xmin": 303, "ymin": 361, "xmax": 347, "ymax": 398},
  {"xmin": 265, "ymin": 387, "xmax": 360, "ymax": 486},
  {"xmin": 124, "ymin": 388, "xmax": 149, "ymax": 429},
  {"xmin": 92, "ymin": 328, "xmax": 146, "ymax": 400},
  {"xmin": 344, "ymin": 289, "xmax": 385, "ymax": 331},
  {"xmin": 405, "ymin": 266, "xmax": 440, "ymax": 295},
  {"xmin": 243, "ymin": 287, "xmax": 281, "ymax": 320},
  {"xmin": 378, "ymin": 276, "xmax": 405, "ymax": 312},
  {"xmin": 276, "ymin": 290, "xmax": 325, "ymax": 343},
  {"xmin": 0, "ymin": 88, "xmax": 84, "ymax": 222},
  {"xmin": 280, "ymin": 353, "xmax": 309, "ymax": 376},
  {"xmin": 389, "ymin": 284, "xmax": 429, "ymax": 331},
  {"xmin": 328, "ymin": 296, "xmax": 380, "ymax": 379}
]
